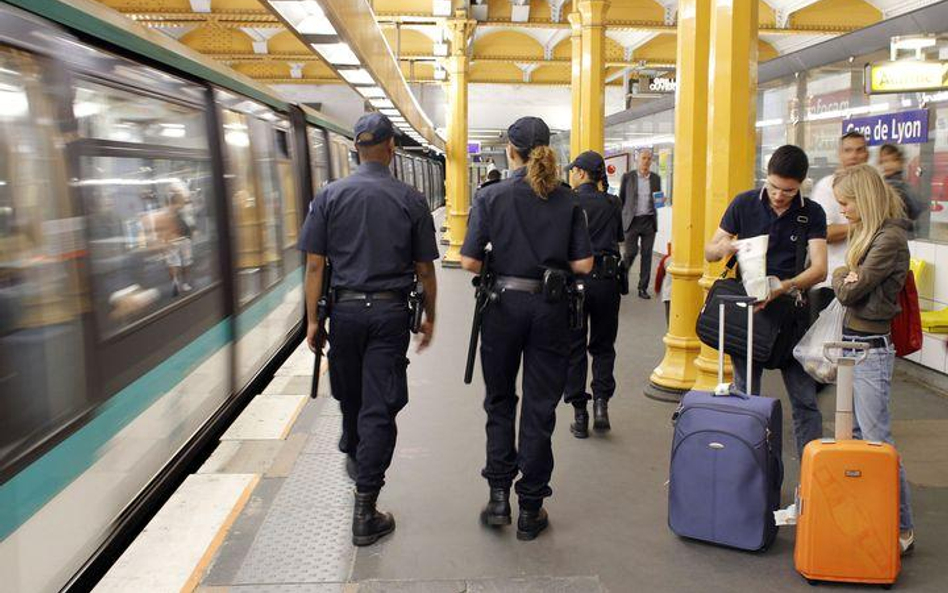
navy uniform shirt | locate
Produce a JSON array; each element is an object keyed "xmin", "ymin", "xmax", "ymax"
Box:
[
  {"xmin": 298, "ymin": 161, "xmax": 439, "ymax": 291},
  {"xmin": 461, "ymin": 167, "xmax": 592, "ymax": 278},
  {"xmin": 720, "ymin": 187, "xmax": 828, "ymax": 280},
  {"xmin": 573, "ymin": 182, "xmax": 623, "ymax": 255}
]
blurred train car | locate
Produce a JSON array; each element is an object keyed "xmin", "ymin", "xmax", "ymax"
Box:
[{"xmin": 0, "ymin": 2, "xmax": 444, "ymax": 591}]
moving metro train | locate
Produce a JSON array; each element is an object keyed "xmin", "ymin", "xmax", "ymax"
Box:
[{"xmin": 0, "ymin": 2, "xmax": 445, "ymax": 591}]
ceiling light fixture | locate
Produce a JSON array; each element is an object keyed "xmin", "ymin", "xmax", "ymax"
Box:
[
  {"xmin": 338, "ymin": 68, "xmax": 374, "ymax": 85},
  {"xmin": 371, "ymin": 98, "xmax": 395, "ymax": 109},
  {"xmin": 311, "ymin": 42, "xmax": 360, "ymax": 66},
  {"xmin": 269, "ymin": 1, "xmax": 336, "ymax": 36},
  {"xmin": 356, "ymin": 86, "xmax": 386, "ymax": 98}
]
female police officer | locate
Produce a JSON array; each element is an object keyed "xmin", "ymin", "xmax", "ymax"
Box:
[
  {"xmin": 461, "ymin": 117, "xmax": 593, "ymax": 541},
  {"xmin": 563, "ymin": 151, "xmax": 624, "ymax": 438}
]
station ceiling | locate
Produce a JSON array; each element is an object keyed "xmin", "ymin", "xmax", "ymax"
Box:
[{"xmin": 95, "ymin": 1, "xmax": 939, "ymax": 86}]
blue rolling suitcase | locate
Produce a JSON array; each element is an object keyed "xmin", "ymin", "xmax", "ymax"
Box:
[{"xmin": 668, "ymin": 294, "xmax": 784, "ymax": 551}]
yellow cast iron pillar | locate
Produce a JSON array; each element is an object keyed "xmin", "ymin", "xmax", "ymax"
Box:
[
  {"xmin": 568, "ymin": 9, "xmax": 583, "ymax": 159},
  {"xmin": 577, "ymin": 0, "xmax": 608, "ymax": 154},
  {"xmin": 645, "ymin": 0, "xmax": 712, "ymax": 401},
  {"xmin": 441, "ymin": 11, "xmax": 476, "ymax": 267},
  {"xmin": 691, "ymin": 0, "xmax": 760, "ymax": 391}
]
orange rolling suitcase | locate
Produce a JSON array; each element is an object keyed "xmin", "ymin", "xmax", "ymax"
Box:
[{"xmin": 794, "ymin": 342, "xmax": 900, "ymax": 587}]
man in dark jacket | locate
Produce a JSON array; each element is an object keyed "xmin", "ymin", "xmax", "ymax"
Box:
[
  {"xmin": 879, "ymin": 143, "xmax": 927, "ymax": 237},
  {"xmin": 619, "ymin": 148, "xmax": 662, "ymax": 299}
]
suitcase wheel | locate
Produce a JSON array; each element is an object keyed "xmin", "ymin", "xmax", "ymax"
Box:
[{"xmin": 806, "ymin": 579, "xmax": 819, "ymax": 587}]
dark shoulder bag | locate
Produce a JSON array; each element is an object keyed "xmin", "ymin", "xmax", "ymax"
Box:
[
  {"xmin": 695, "ymin": 258, "xmax": 781, "ymax": 363},
  {"xmin": 759, "ymin": 214, "xmax": 812, "ymax": 369}
]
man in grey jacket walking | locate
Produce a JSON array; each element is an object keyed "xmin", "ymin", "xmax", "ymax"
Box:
[{"xmin": 619, "ymin": 148, "xmax": 662, "ymax": 299}]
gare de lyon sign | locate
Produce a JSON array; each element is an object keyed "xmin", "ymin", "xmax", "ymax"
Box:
[{"xmin": 839, "ymin": 60, "xmax": 948, "ymax": 145}]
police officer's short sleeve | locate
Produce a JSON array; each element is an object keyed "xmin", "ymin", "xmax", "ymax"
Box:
[
  {"xmin": 719, "ymin": 195, "xmax": 743, "ymax": 236},
  {"xmin": 806, "ymin": 200, "xmax": 828, "ymax": 241},
  {"xmin": 297, "ymin": 189, "xmax": 329, "ymax": 255},
  {"xmin": 410, "ymin": 192, "xmax": 440, "ymax": 263},
  {"xmin": 461, "ymin": 191, "xmax": 490, "ymax": 259},
  {"xmin": 568, "ymin": 204, "xmax": 593, "ymax": 261}
]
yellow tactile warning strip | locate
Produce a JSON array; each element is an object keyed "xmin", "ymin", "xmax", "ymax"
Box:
[
  {"xmin": 93, "ymin": 474, "xmax": 260, "ymax": 593},
  {"xmin": 182, "ymin": 474, "xmax": 261, "ymax": 593}
]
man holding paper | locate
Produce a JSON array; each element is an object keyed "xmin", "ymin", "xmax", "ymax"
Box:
[{"xmin": 704, "ymin": 145, "xmax": 828, "ymax": 456}]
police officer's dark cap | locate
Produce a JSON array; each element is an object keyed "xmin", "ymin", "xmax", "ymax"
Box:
[
  {"xmin": 507, "ymin": 116, "xmax": 550, "ymax": 151},
  {"xmin": 354, "ymin": 112, "xmax": 395, "ymax": 146},
  {"xmin": 567, "ymin": 150, "xmax": 605, "ymax": 176}
]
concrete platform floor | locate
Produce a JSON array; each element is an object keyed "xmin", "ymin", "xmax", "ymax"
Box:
[{"xmin": 195, "ymin": 227, "xmax": 948, "ymax": 593}]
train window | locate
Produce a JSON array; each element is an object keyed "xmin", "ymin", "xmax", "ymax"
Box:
[
  {"xmin": 394, "ymin": 154, "xmax": 404, "ymax": 180},
  {"xmin": 0, "ymin": 48, "xmax": 90, "ymax": 465},
  {"xmin": 79, "ymin": 158, "xmax": 217, "ymax": 337},
  {"xmin": 307, "ymin": 127, "xmax": 330, "ymax": 192},
  {"xmin": 222, "ymin": 110, "xmax": 283, "ymax": 306},
  {"xmin": 73, "ymin": 80, "xmax": 206, "ymax": 150},
  {"xmin": 413, "ymin": 159, "xmax": 425, "ymax": 194},
  {"xmin": 70, "ymin": 78, "xmax": 219, "ymax": 338},
  {"xmin": 403, "ymin": 156, "xmax": 415, "ymax": 187},
  {"xmin": 274, "ymin": 128, "xmax": 299, "ymax": 248},
  {"xmin": 328, "ymin": 132, "xmax": 350, "ymax": 179}
]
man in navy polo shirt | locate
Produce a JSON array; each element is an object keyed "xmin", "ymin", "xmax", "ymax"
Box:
[{"xmin": 705, "ymin": 145, "xmax": 828, "ymax": 455}]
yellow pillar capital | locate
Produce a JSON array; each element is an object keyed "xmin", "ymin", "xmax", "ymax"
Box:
[
  {"xmin": 441, "ymin": 12, "xmax": 476, "ymax": 266},
  {"xmin": 577, "ymin": 0, "xmax": 610, "ymax": 23},
  {"xmin": 577, "ymin": 0, "xmax": 609, "ymax": 154},
  {"xmin": 568, "ymin": 10, "xmax": 583, "ymax": 159}
]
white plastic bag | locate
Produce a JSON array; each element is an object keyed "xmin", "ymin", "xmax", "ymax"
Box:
[{"xmin": 793, "ymin": 298, "xmax": 845, "ymax": 383}]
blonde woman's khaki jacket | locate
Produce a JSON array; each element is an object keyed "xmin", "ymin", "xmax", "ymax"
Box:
[{"xmin": 831, "ymin": 218, "xmax": 911, "ymax": 335}]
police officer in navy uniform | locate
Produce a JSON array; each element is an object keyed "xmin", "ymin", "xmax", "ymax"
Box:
[
  {"xmin": 563, "ymin": 151, "xmax": 624, "ymax": 438},
  {"xmin": 299, "ymin": 113, "xmax": 439, "ymax": 547},
  {"xmin": 461, "ymin": 117, "xmax": 593, "ymax": 541}
]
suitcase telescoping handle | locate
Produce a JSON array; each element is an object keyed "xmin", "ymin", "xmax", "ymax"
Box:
[
  {"xmin": 822, "ymin": 341, "xmax": 869, "ymax": 440},
  {"xmin": 716, "ymin": 294, "xmax": 758, "ymax": 397}
]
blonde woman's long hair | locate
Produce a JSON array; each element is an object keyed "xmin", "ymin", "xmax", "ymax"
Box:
[{"xmin": 832, "ymin": 163, "xmax": 905, "ymax": 270}]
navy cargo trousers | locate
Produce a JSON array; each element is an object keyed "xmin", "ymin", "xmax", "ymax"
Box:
[
  {"xmin": 328, "ymin": 298, "xmax": 410, "ymax": 493},
  {"xmin": 564, "ymin": 275, "xmax": 621, "ymax": 405},
  {"xmin": 479, "ymin": 289, "xmax": 570, "ymax": 509}
]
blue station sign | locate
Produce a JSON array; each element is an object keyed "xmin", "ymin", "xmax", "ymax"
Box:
[{"xmin": 842, "ymin": 109, "xmax": 929, "ymax": 146}]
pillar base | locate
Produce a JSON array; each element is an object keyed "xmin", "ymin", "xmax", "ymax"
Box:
[{"xmin": 644, "ymin": 381, "xmax": 688, "ymax": 403}]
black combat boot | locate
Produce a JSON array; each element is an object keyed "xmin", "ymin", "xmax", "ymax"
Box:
[
  {"xmin": 570, "ymin": 405, "xmax": 589, "ymax": 439},
  {"xmin": 345, "ymin": 455, "xmax": 357, "ymax": 481},
  {"xmin": 517, "ymin": 506, "xmax": 549, "ymax": 541},
  {"xmin": 480, "ymin": 487, "xmax": 512, "ymax": 526},
  {"xmin": 352, "ymin": 490, "xmax": 395, "ymax": 546},
  {"xmin": 593, "ymin": 398, "xmax": 611, "ymax": 432}
]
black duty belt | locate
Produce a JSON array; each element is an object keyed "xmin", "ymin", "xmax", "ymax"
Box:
[
  {"xmin": 494, "ymin": 275, "xmax": 543, "ymax": 294},
  {"xmin": 842, "ymin": 334, "xmax": 890, "ymax": 349},
  {"xmin": 335, "ymin": 288, "xmax": 404, "ymax": 303}
]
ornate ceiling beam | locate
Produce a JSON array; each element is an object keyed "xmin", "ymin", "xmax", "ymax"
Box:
[
  {"xmin": 124, "ymin": 11, "xmax": 862, "ymax": 36},
  {"xmin": 204, "ymin": 52, "xmax": 674, "ymax": 70}
]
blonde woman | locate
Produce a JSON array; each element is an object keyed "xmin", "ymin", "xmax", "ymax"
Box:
[{"xmin": 831, "ymin": 163, "xmax": 915, "ymax": 554}]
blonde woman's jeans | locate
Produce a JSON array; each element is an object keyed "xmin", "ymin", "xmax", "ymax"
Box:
[{"xmin": 849, "ymin": 338, "xmax": 915, "ymax": 531}]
